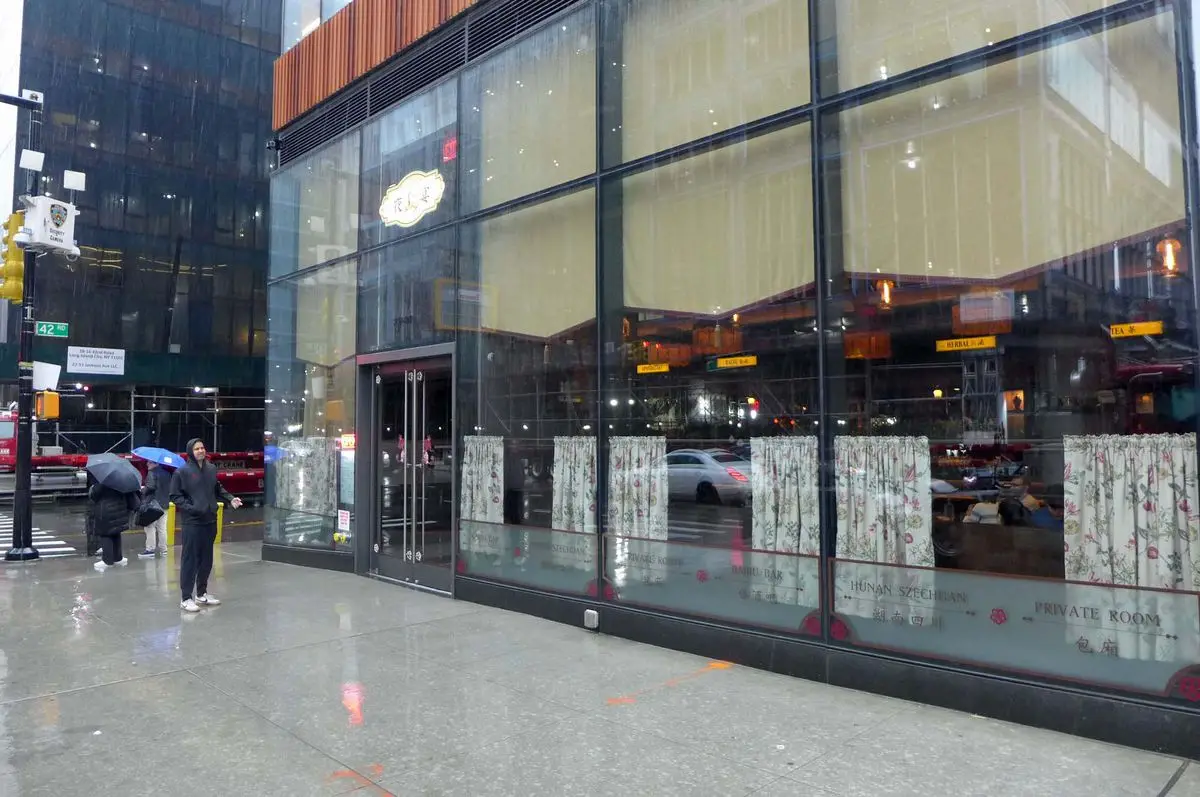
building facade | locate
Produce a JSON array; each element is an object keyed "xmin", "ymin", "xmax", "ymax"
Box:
[
  {"xmin": 0, "ymin": 0, "xmax": 278, "ymax": 451},
  {"xmin": 267, "ymin": 0, "xmax": 1200, "ymax": 754}
]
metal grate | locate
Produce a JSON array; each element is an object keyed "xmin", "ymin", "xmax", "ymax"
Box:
[
  {"xmin": 280, "ymin": 86, "xmax": 369, "ymax": 165},
  {"xmin": 369, "ymin": 26, "xmax": 467, "ymax": 116},
  {"xmin": 466, "ymin": 0, "xmax": 578, "ymax": 61},
  {"xmin": 277, "ymin": 0, "xmax": 584, "ymax": 167}
]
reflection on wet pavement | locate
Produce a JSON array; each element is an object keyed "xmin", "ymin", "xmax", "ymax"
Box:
[{"xmin": 0, "ymin": 542, "xmax": 1188, "ymax": 796}]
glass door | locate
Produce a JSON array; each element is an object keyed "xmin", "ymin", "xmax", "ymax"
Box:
[{"xmin": 373, "ymin": 357, "xmax": 454, "ymax": 591}]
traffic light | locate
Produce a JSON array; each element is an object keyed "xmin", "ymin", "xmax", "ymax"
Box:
[{"xmin": 0, "ymin": 212, "xmax": 25, "ymax": 305}]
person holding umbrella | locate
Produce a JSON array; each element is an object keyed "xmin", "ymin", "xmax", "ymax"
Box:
[
  {"xmin": 171, "ymin": 439, "xmax": 242, "ymax": 613},
  {"xmin": 132, "ymin": 447, "xmax": 182, "ymax": 559},
  {"xmin": 85, "ymin": 453, "xmax": 143, "ymax": 571}
]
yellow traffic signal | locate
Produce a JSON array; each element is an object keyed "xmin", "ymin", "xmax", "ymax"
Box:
[
  {"xmin": 0, "ymin": 212, "xmax": 25, "ymax": 305},
  {"xmin": 35, "ymin": 391, "xmax": 59, "ymax": 420}
]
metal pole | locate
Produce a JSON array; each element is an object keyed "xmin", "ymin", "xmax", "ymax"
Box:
[{"xmin": 6, "ymin": 97, "xmax": 41, "ymax": 562}]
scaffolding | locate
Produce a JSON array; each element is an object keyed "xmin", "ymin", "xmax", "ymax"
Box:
[{"xmin": 46, "ymin": 388, "xmax": 264, "ymax": 455}]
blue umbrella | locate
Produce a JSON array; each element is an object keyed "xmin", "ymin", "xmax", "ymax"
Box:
[
  {"xmin": 131, "ymin": 446, "xmax": 184, "ymax": 469},
  {"xmin": 264, "ymin": 445, "xmax": 286, "ymax": 464}
]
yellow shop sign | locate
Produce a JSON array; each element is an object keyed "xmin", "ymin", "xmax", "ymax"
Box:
[
  {"xmin": 715, "ymin": 355, "xmax": 758, "ymax": 370},
  {"xmin": 1109, "ymin": 321, "xmax": 1163, "ymax": 339},
  {"xmin": 935, "ymin": 336, "xmax": 997, "ymax": 353}
]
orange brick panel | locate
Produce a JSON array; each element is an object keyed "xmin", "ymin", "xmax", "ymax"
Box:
[
  {"xmin": 296, "ymin": 36, "xmax": 316, "ymax": 115},
  {"xmin": 273, "ymin": 47, "xmax": 299, "ymax": 130},
  {"xmin": 352, "ymin": 0, "xmax": 400, "ymax": 80},
  {"xmin": 323, "ymin": 6, "xmax": 354, "ymax": 98},
  {"xmin": 275, "ymin": 0, "xmax": 482, "ymax": 130},
  {"xmin": 400, "ymin": 0, "xmax": 440, "ymax": 48}
]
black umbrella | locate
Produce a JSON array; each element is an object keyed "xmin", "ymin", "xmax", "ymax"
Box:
[{"xmin": 86, "ymin": 453, "xmax": 142, "ymax": 494}]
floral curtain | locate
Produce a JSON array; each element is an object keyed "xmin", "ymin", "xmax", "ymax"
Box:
[
  {"xmin": 1063, "ymin": 433, "xmax": 1200, "ymax": 662},
  {"xmin": 274, "ymin": 438, "xmax": 338, "ymax": 516},
  {"xmin": 552, "ymin": 436, "xmax": 597, "ymax": 533},
  {"xmin": 608, "ymin": 436, "xmax": 668, "ymax": 585},
  {"xmin": 750, "ymin": 436, "xmax": 820, "ymax": 606},
  {"xmin": 834, "ymin": 436, "xmax": 933, "ymax": 566},
  {"xmin": 459, "ymin": 435, "xmax": 504, "ymax": 556},
  {"xmin": 551, "ymin": 436, "xmax": 597, "ymax": 573}
]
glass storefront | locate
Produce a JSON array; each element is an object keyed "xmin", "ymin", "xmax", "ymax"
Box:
[{"xmin": 268, "ymin": 0, "xmax": 1200, "ymax": 710}]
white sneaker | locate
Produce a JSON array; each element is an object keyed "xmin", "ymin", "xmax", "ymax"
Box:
[
  {"xmin": 115, "ymin": 558, "xmax": 128, "ymax": 566},
  {"xmin": 93, "ymin": 561, "xmax": 109, "ymax": 572},
  {"xmin": 196, "ymin": 594, "xmax": 221, "ymax": 606},
  {"xmin": 180, "ymin": 598, "xmax": 200, "ymax": 613}
]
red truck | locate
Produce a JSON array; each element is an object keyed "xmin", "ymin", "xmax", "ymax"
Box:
[{"xmin": 0, "ymin": 411, "xmax": 264, "ymax": 497}]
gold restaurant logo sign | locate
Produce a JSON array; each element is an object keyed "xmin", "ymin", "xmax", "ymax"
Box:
[{"xmin": 379, "ymin": 169, "xmax": 445, "ymax": 228}]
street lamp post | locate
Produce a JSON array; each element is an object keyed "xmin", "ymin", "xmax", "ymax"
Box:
[{"xmin": 2, "ymin": 90, "xmax": 44, "ymax": 562}]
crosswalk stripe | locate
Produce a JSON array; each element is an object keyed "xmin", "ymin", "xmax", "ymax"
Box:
[{"xmin": 0, "ymin": 513, "xmax": 78, "ymax": 559}]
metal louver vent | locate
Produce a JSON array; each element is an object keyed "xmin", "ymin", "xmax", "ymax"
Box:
[
  {"xmin": 278, "ymin": 0, "xmax": 585, "ymax": 167},
  {"xmin": 369, "ymin": 26, "xmax": 467, "ymax": 116},
  {"xmin": 279, "ymin": 86, "xmax": 369, "ymax": 166},
  {"xmin": 466, "ymin": 0, "xmax": 579, "ymax": 61}
]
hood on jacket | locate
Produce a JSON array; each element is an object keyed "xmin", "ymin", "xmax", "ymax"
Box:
[{"xmin": 185, "ymin": 438, "xmax": 206, "ymax": 464}]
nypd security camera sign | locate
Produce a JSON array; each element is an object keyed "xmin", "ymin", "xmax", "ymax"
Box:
[{"xmin": 18, "ymin": 195, "xmax": 79, "ymax": 257}]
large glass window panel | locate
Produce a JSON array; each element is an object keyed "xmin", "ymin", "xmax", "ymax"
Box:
[
  {"xmin": 282, "ymin": 0, "xmax": 320, "ymax": 51},
  {"xmin": 624, "ymin": 123, "xmax": 815, "ymax": 317},
  {"xmin": 456, "ymin": 188, "xmax": 599, "ymax": 594},
  {"xmin": 265, "ymin": 260, "xmax": 357, "ymax": 552},
  {"xmin": 603, "ymin": 123, "xmax": 821, "ymax": 628},
  {"xmin": 269, "ymin": 134, "xmax": 360, "ymax": 277},
  {"xmin": 358, "ymin": 229, "xmax": 457, "ymax": 352},
  {"xmin": 360, "ymin": 82, "xmax": 458, "ymax": 249},
  {"xmin": 825, "ymin": 11, "xmax": 1199, "ymax": 702},
  {"xmin": 822, "ymin": 0, "xmax": 1125, "ymax": 93},
  {"xmin": 460, "ymin": 9, "xmax": 595, "ymax": 212},
  {"xmin": 608, "ymin": 0, "xmax": 810, "ymax": 165}
]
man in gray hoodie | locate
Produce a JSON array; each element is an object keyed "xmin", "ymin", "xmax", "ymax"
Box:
[{"xmin": 170, "ymin": 438, "xmax": 242, "ymax": 613}]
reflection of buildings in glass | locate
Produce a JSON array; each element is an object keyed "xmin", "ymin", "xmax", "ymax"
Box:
[
  {"xmin": 267, "ymin": 0, "xmax": 1200, "ymax": 729},
  {"xmin": 832, "ymin": 15, "xmax": 1187, "ymax": 451}
]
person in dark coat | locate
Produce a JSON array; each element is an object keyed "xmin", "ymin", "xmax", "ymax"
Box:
[
  {"xmin": 170, "ymin": 438, "xmax": 242, "ymax": 613},
  {"xmin": 84, "ymin": 470, "xmax": 100, "ymax": 557},
  {"xmin": 89, "ymin": 482, "xmax": 139, "ymax": 571},
  {"xmin": 137, "ymin": 462, "xmax": 174, "ymax": 559}
]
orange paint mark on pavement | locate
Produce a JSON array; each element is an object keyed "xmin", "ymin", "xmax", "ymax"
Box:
[
  {"xmin": 327, "ymin": 765, "xmax": 395, "ymax": 796},
  {"xmin": 605, "ymin": 660, "xmax": 734, "ymax": 706}
]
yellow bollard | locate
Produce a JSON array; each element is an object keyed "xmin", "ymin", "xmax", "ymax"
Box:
[{"xmin": 165, "ymin": 502, "xmax": 222, "ymax": 545}]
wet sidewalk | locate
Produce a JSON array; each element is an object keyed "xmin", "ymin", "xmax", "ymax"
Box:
[{"xmin": 0, "ymin": 543, "xmax": 1193, "ymax": 796}]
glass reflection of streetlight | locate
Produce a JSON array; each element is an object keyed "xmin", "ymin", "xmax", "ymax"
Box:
[
  {"xmin": 877, "ymin": 280, "xmax": 894, "ymax": 310},
  {"xmin": 1158, "ymin": 238, "xmax": 1181, "ymax": 277}
]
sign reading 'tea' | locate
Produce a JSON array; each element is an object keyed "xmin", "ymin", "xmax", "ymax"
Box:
[
  {"xmin": 379, "ymin": 169, "xmax": 445, "ymax": 228},
  {"xmin": 1109, "ymin": 321, "xmax": 1163, "ymax": 339}
]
